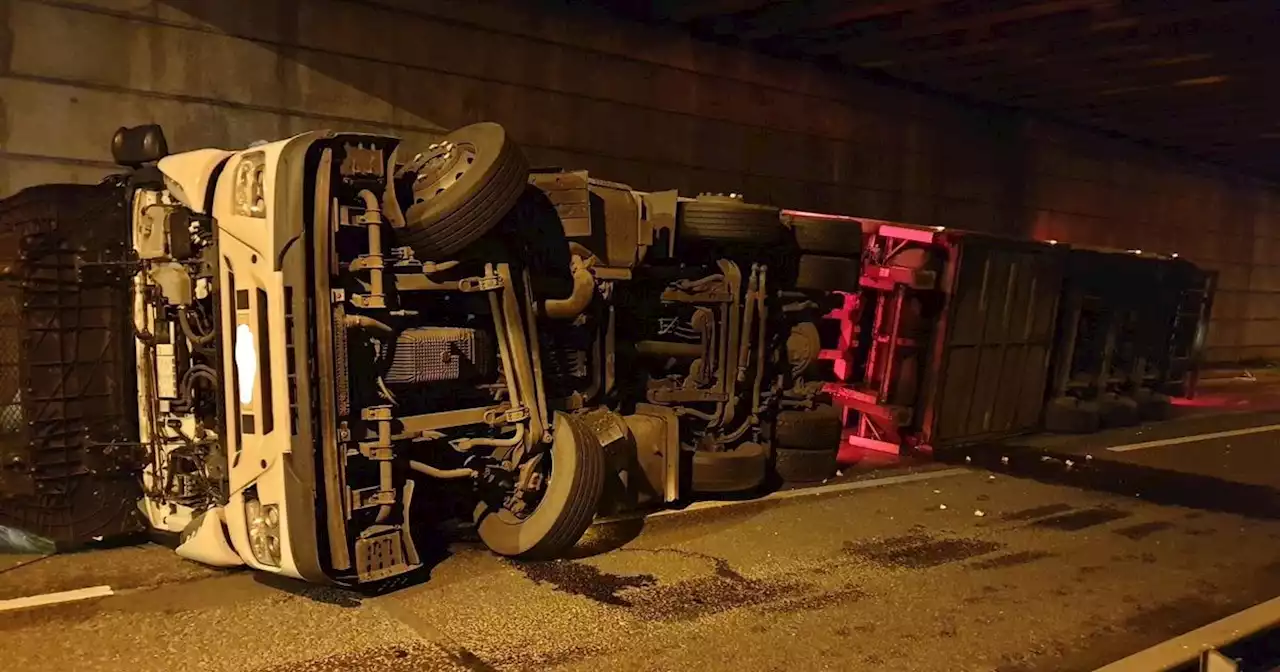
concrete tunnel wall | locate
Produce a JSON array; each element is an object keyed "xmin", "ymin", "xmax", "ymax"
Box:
[{"xmin": 1, "ymin": 0, "xmax": 1277, "ymax": 363}]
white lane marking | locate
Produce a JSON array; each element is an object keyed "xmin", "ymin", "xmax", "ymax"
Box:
[
  {"xmin": 1105, "ymin": 423, "xmax": 1280, "ymax": 453},
  {"xmin": 595, "ymin": 468, "xmax": 970, "ymax": 525},
  {"xmin": 0, "ymin": 585, "xmax": 114, "ymax": 613}
]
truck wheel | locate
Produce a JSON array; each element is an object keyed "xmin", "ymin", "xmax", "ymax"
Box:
[
  {"xmin": 775, "ymin": 447, "xmax": 838, "ymax": 484},
  {"xmin": 1043, "ymin": 397, "xmax": 1101, "ymax": 434},
  {"xmin": 796, "ymin": 254, "xmax": 860, "ymax": 292},
  {"xmin": 775, "ymin": 405, "xmax": 843, "ymax": 450},
  {"xmin": 401, "ymin": 122, "xmax": 529, "ymax": 259},
  {"xmin": 1099, "ymin": 393, "xmax": 1139, "ymax": 428},
  {"xmin": 691, "ymin": 442, "xmax": 768, "ymax": 494},
  {"xmin": 1135, "ymin": 389, "xmax": 1172, "ymax": 421},
  {"xmin": 475, "ymin": 413, "xmax": 605, "ymax": 560},
  {"xmin": 786, "ymin": 213, "xmax": 863, "ymax": 256},
  {"xmin": 677, "ymin": 194, "xmax": 783, "ymax": 245}
]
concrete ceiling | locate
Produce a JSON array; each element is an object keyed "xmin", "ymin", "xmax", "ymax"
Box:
[{"xmin": 593, "ymin": 0, "xmax": 1280, "ymax": 179}]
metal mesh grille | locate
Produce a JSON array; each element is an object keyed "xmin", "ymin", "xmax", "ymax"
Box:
[
  {"xmin": 0, "ymin": 182, "xmax": 142, "ymax": 546},
  {"xmin": 384, "ymin": 327, "xmax": 493, "ymax": 385},
  {"xmin": 0, "ymin": 282, "xmax": 24, "ymax": 436}
]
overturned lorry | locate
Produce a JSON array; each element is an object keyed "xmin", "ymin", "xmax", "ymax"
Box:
[
  {"xmin": 0, "ymin": 122, "xmax": 856, "ymax": 583},
  {"xmin": 0, "ymin": 121, "xmax": 1212, "ymax": 583}
]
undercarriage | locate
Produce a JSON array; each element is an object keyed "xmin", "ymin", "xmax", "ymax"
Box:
[{"xmin": 311, "ymin": 128, "xmax": 845, "ymax": 581}]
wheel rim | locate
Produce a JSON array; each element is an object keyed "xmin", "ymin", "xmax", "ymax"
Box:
[
  {"xmin": 410, "ymin": 140, "xmax": 479, "ymax": 205},
  {"xmin": 787, "ymin": 322, "xmax": 821, "ymax": 376},
  {"xmin": 494, "ymin": 449, "xmax": 553, "ymax": 525}
]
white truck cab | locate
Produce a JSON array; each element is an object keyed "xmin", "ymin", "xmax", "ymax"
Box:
[{"xmin": 113, "ymin": 121, "xmax": 850, "ymax": 586}]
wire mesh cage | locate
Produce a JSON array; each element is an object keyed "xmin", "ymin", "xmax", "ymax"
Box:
[{"xmin": 0, "ymin": 181, "xmax": 144, "ymax": 547}]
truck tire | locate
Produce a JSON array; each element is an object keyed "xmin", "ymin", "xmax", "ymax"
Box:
[
  {"xmin": 677, "ymin": 195, "xmax": 783, "ymax": 245},
  {"xmin": 475, "ymin": 413, "xmax": 604, "ymax": 560},
  {"xmin": 786, "ymin": 214, "xmax": 863, "ymax": 256},
  {"xmin": 1139, "ymin": 393, "xmax": 1172, "ymax": 421},
  {"xmin": 796, "ymin": 254, "xmax": 860, "ymax": 292},
  {"xmin": 401, "ymin": 122, "xmax": 529, "ymax": 259},
  {"xmin": 775, "ymin": 405, "xmax": 843, "ymax": 450},
  {"xmin": 691, "ymin": 442, "xmax": 768, "ymax": 494},
  {"xmin": 1043, "ymin": 397, "xmax": 1101, "ymax": 434},
  {"xmin": 1099, "ymin": 393, "xmax": 1139, "ymax": 428},
  {"xmin": 775, "ymin": 447, "xmax": 838, "ymax": 484}
]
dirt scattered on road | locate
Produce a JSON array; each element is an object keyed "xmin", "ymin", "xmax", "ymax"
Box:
[
  {"xmin": 255, "ymin": 641, "xmax": 481, "ymax": 672},
  {"xmin": 970, "ymin": 550, "xmax": 1057, "ymax": 570},
  {"xmin": 1112, "ymin": 521, "xmax": 1175, "ymax": 540},
  {"xmin": 1000, "ymin": 503, "xmax": 1075, "ymax": 521},
  {"xmin": 843, "ymin": 533, "xmax": 1003, "ymax": 569},
  {"xmin": 1032, "ymin": 507, "xmax": 1130, "ymax": 531},
  {"xmin": 517, "ymin": 560, "xmax": 657, "ymax": 606}
]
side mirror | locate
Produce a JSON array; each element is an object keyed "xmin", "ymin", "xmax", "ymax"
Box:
[{"xmin": 111, "ymin": 125, "xmax": 169, "ymax": 168}]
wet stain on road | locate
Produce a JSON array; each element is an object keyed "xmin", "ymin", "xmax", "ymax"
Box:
[
  {"xmin": 515, "ymin": 549, "xmax": 859, "ymax": 622},
  {"xmin": 756, "ymin": 583, "xmax": 868, "ymax": 615},
  {"xmin": 970, "ymin": 550, "xmax": 1056, "ymax": 570},
  {"xmin": 843, "ymin": 533, "xmax": 1003, "ymax": 569},
  {"xmin": 1121, "ymin": 596, "xmax": 1224, "ymax": 638},
  {"xmin": 623, "ymin": 555, "xmax": 805, "ymax": 622},
  {"xmin": 1113, "ymin": 521, "xmax": 1175, "ymax": 540},
  {"xmin": 1032, "ymin": 507, "xmax": 1131, "ymax": 531},
  {"xmin": 1001, "ymin": 503, "xmax": 1075, "ymax": 521},
  {"xmin": 0, "ymin": 599, "xmax": 104, "ymax": 634},
  {"xmin": 256, "ymin": 641, "xmax": 495, "ymax": 672},
  {"xmin": 517, "ymin": 560, "xmax": 656, "ymax": 606}
]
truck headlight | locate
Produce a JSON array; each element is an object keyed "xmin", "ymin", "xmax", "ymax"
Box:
[
  {"xmin": 233, "ymin": 152, "xmax": 267, "ymax": 218},
  {"xmin": 245, "ymin": 498, "xmax": 281, "ymax": 566}
]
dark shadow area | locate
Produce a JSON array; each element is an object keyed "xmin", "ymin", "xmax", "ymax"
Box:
[
  {"xmin": 941, "ymin": 443, "xmax": 1280, "ymax": 522},
  {"xmin": 254, "ymin": 571, "xmax": 364, "ymax": 607},
  {"xmin": 563, "ymin": 515, "xmax": 645, "ymax": 560},
  {"xmin": 252, "ymin": 525, "xmax": 455, "ymax": 600},
  {"xmin": 1210, "ymin": 623, "xmax": 1280, "ymax": 672}
]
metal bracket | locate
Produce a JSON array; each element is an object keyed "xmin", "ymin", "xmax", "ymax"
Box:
[
  {"xmin": 458, "ymin": 275, "xmax": 504, "ymax": 293},
  {"xmin": 348, "ymin": 255, "xmax": 384, "ymax": 273},
  {"xmin": 362, "ymin": 406, "xmax": 392, "ymax": 421},
  {"xmin": 661, "ymin": 288, "xmax": 731, "ymax": 303},
  {"xmin": 354, "ymin": 210, "xmax": 382, "ymax": 227},
  {"xmin": 350, "ymin": 293, "xmax": 386, "ymax": 309},
  {"xmin": 350, "ymin": 486, "xmax": 396, "ymax": 511},
  {"xmin": 648, "ymin": 388, "xmax": 728, "ymax": 404},
  {"xmin": 485, "ymin": 406, "xmax": 530, "ymax": 426},
  {"xmin": 357, "ymin": 443, "xmax": 393, "ymax": 460}
]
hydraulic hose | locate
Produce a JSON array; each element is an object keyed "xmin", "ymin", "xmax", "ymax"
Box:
[
  {"xmin": 543, "ymin": 254, "xmax": 596, "ymax": 320},
  {"xmin": 179, "ymin": 307, "xmax": 217, "ymax": 346},
  {"xmin": 408, "ymin": 461, "xmax": 477, "ymax": 480}
]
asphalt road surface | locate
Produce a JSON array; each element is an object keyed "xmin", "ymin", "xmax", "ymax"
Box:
[{"xmin": 5, "ymin": 382, "xmax": 1280, "ymax": 671}]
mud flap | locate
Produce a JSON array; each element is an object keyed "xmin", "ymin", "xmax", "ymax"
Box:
[{"xmin": 175, "ymin": 507, "xmax": 244, "ymax": 568}]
